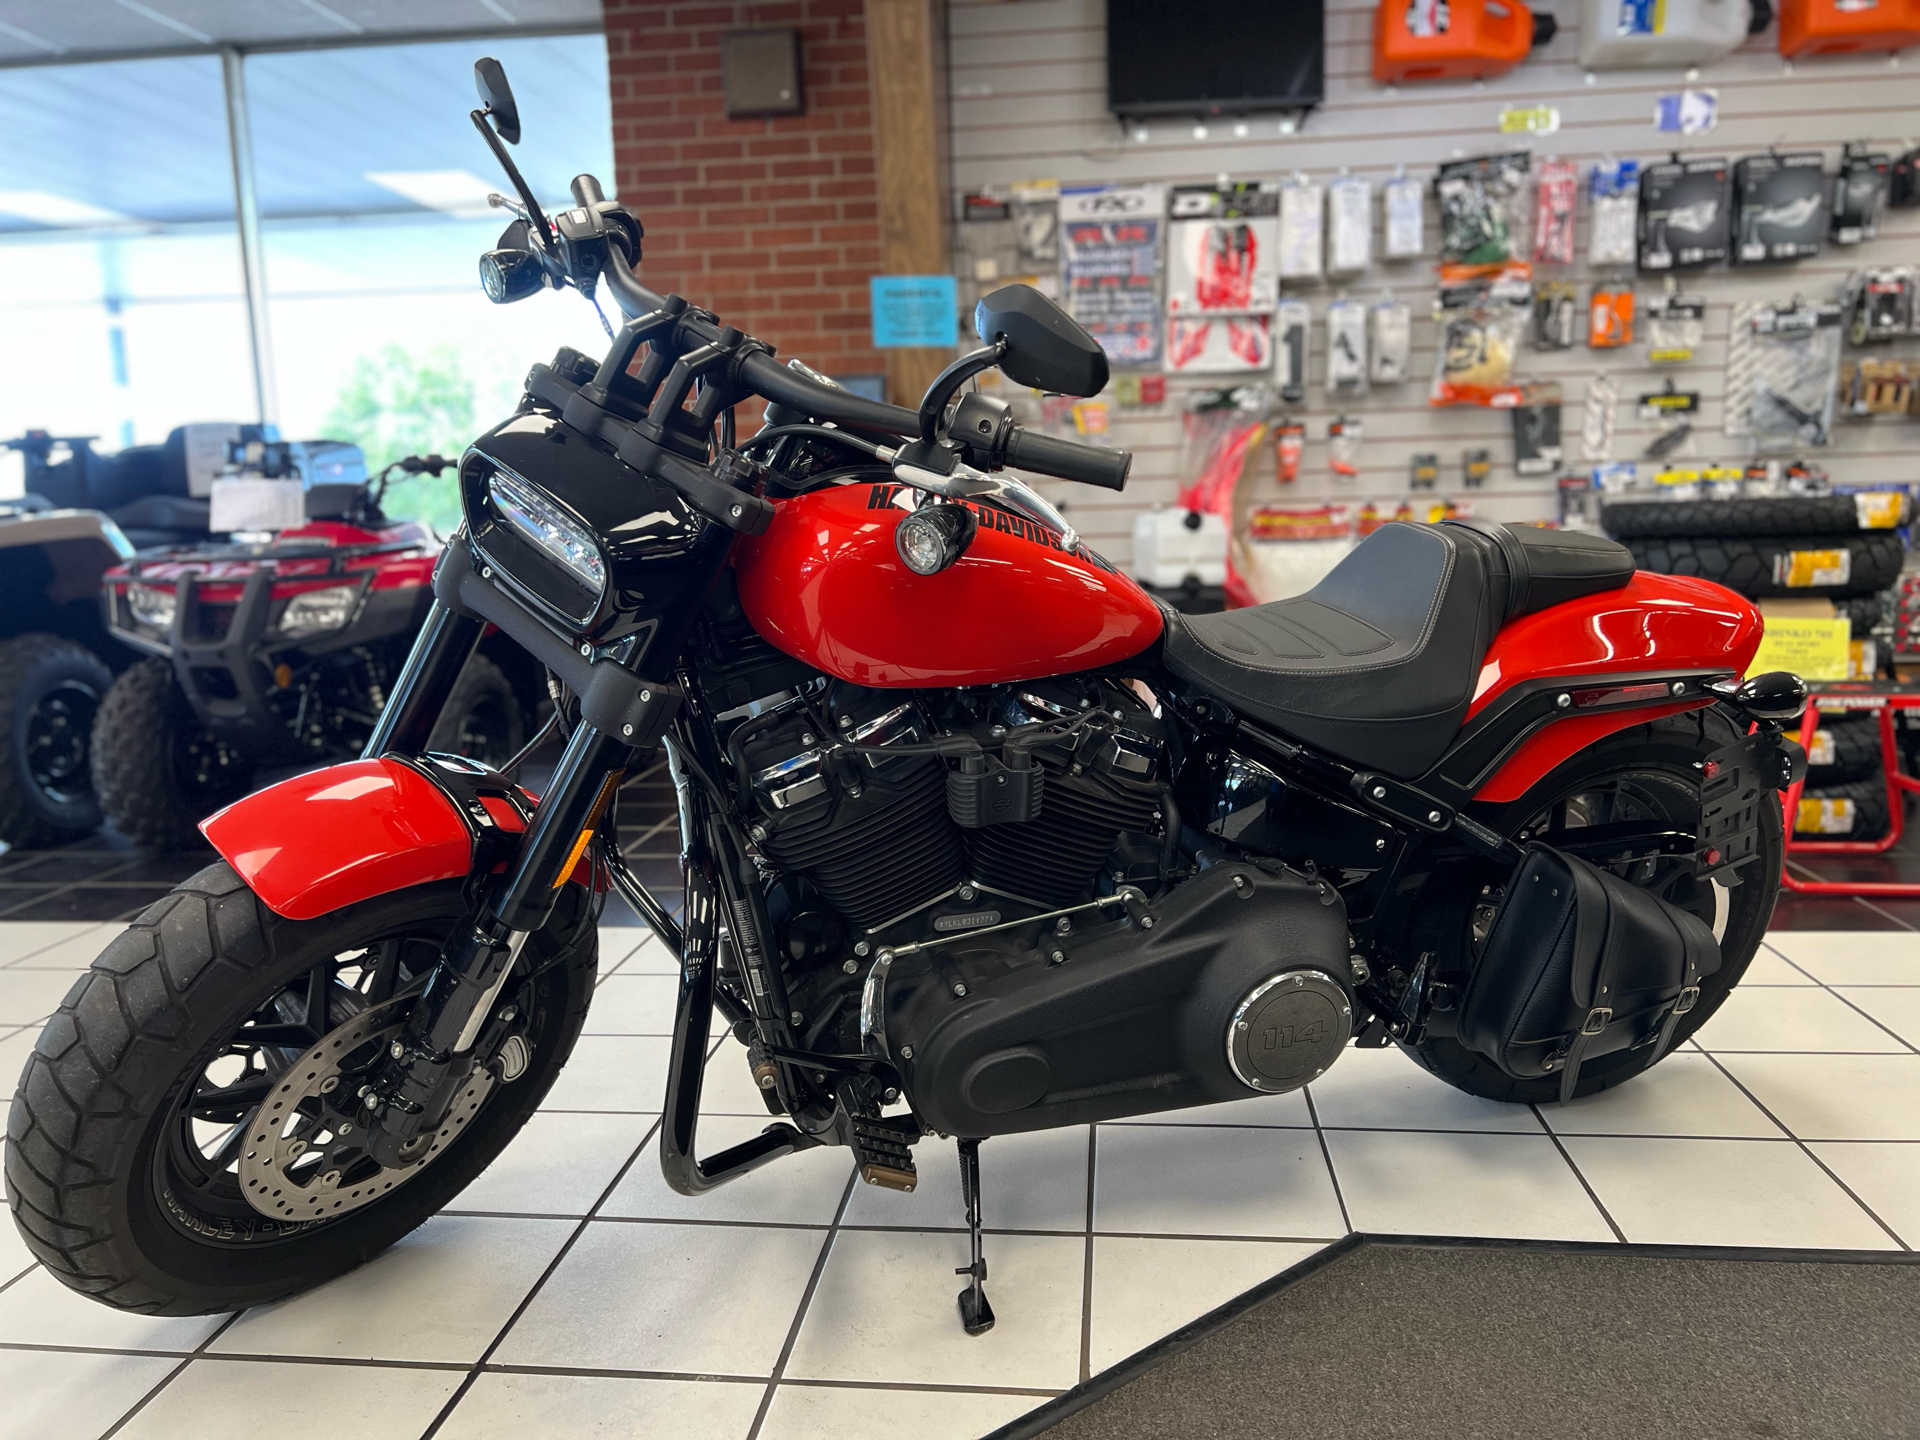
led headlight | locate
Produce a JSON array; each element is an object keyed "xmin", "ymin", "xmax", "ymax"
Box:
[
  {"xmin": 278, "ymin": 584, "xmax": 359, "ymax": 639},
  {"xmin": 895, "ymin": 503, "xmax": 978, "ymax": 576},
  {"xmin": 127, "ymin": 583, "xmax": 176, "ymax": 631},
  {"xmin": 487, "ymin": 468, "xmax": 607, "ymax": 600}
]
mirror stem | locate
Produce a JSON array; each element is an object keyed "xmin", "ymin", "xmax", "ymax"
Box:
[
  {"xmin": 917, "ymin": 341, "xmax": 1005, "ymax": 444},
  {"xmin": 470, "ymin": 109, "xmax": 555, "ymax": 257}
]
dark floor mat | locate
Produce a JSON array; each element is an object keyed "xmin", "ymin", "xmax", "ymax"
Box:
[{"xmin": 993, "ymin": 1236, "xmax": 1920, "ymax": 1440}]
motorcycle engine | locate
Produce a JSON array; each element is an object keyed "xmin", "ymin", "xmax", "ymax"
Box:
[{"xmin": 713, "ymin": 655, "xmax": 1357, "ymax": 1135}]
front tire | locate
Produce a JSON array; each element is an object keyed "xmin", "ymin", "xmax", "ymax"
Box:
[
  {"xmin": 1407, "ymin": 708, "xmax": 1782, "ymax": 1104},
  {"xmin": 0, "ymin": 633, "xmax": 112, "ymax": 846},
  {"xmin": 91, "ymin": 657, "xmax": 254, "ymax": 849},
  {"xmin": 5, "ymin": 865, "xmax": 596, "ymax": 1314},
  {"xmin": 428, "ymin": 653, "xmax": 525, "ymax": 767}
]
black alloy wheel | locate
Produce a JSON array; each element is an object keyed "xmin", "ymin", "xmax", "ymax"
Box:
[{"xmin": 0, "ymin": 633, "xmax": 115, "ymax": 845}]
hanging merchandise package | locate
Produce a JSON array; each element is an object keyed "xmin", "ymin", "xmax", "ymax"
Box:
[
  {"xmin": 1409, "ymin": 452, "xmax": 1441, "ymax": 490},
  {"xmin": 1370, "ymin": 297, "xmax": 1413, "ymax": 384},
  {"xmin": 1176, "ymin": 385, "xmax": 1274, "ymax": 573},
  {"xmin": 1732, "ymin": 299, "xmax": 1843, "ymax": 451},
  {"xmin": 1431, "ymin": 265, "xmax": 1531, "ymax": 406},
  {"xmin": 1843, "ymin": 267, "xmax": 1917, "ymax": 345},
  {"xmin": 1589, "ymin": 282, "xmax": 1635, "ymax": 348},
  {"xmin": 1167, "ymin": 315, "xmax": 1274, "ymax": 375},
  {"xmin": 1059, "ymin": 184, "xmax": 1165, "ymax": 366},
  {"xmin": 1638, "ymin": 156, "xmax": 1731, "ymax": 271},
  {"xmin": 1462, "ymin": 447, "xmax": 1493, "ymax": 488},
  {"xmin": 1582, "ymin": 371, "xmax": 1619, "ymax": 462},
  {"xmin": 1589, "ymin": 160, "xmax": 1641, "ymax": 267},
  {"xmin": 1840, "ymin": 359, "xmax": 1919, "ymax": 417},
  {"xmin": 1383, "ymin": 169, "xmax": 1426, "ymax": 259},
  {"xmin": 1644, "ymin": 289, "xmax": 1706, "ymax": 363},
  {"xmin": 1892, "ymin": 145, "xmax": 1920, "ymax": 208},
  {"xmin": 1435, "ymin": 152, "xmax": 1529, "ymax": 266},
  {"xmin": 1011, "ymin": 180, "xmax": 1060, "ymax": 268},
  {"xmin": 1280, "ymin": 176, "xmax": 1325, "ymax": 281},
  {"xmin": 1533, "ymin": 280, "xmax": 1579, "ymax": 349},
  {"xmin": 1510, "ymin": 380, "xmax": 1564, "ymax": 475},
  {"xmin": 1832, "ymin": 145, "xmax": 1891, "ymax": 245},
  {"xmin": 1276, "ymin": 298, "xmax": 1312, "ymax": 402},
  {"xmin": 1328, "ymin": 415, "xmax": 1364, "ymax": 480},
  {"xmin": 1532, "ymin": 158, "xmax": 1579, "ymax": 265},
  {"xmin": 1731, "ymin": 151, "xmax": 1825, "ymax": 264},
  {"xmin": 1327, "ymin": 173, "xmax": 1373, "ymax": 274},
  {"xmin": 1166, "ymin": 181, "xmax": 1281, "ymax": 316},
  {"xmin": 1326, "ymin": 298, "xmax": 1370, "ymax": 399},
  {"xmin": 1638, "ymin": 380, "xmax": 1701, "ymax": 459},
  {"xmin": 1276, "ymin": 420, "xmax": 1306, "ymax": 482}
]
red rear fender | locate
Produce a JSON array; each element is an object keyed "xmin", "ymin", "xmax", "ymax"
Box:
[{"xmin": 201, "ymin": 759, "xmax": 475, "ymax": 921}]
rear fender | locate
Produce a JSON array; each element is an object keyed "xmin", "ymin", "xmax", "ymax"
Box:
[
  {"xmin": 1455, "ymin": 572, "xmax": 1763, "ymax": 805},
  {"xmin": 200, "ymin": 756, "xmax": 589, "ymax": 921}
]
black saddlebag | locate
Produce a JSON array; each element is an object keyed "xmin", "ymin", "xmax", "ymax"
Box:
[{"xmin": 1457, "ymin": 844, "xmax": 1721, "ymax": 1103}]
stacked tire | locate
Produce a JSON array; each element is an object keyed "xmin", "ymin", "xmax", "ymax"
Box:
[{"xmin": 1604, "ymin": 491, "xmax": 1912, "ymax": 844}]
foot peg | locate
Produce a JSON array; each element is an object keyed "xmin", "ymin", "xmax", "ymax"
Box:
[
  {"xmin": 955, "ymin": 1138, "xmax": 995, "ymax": 1335},
  {"xmin": 837, "ymin": 1079, "xmax": 918, "ymax": 1192}
]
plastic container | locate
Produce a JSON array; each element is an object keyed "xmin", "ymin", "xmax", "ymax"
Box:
[
  {"xmin": 1373, "ymin": 0, "xmax": 1557, "ymax": 84},
  {"xmin": 1578, "ymin": 0, "xmax": 1769, "ymax": 69},
  {"xmin": 1779, "ymin": 0, "xmax": 1920, "ymax": 55},
  {"xmin": 1132, "ymin": 508, "xmax": 1227, "ymax": 590}
]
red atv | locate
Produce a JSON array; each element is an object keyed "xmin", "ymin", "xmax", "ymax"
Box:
[{"xmin": 92, "ymin": 449, "xmax": 541, "ymax": 846}]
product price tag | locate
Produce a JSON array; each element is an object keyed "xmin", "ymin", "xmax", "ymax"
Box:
[
  {"xmin": 1749, "ymin": 616, "xmax": 1851, "ymax": 680},
  {"xmin": 1498, "ymin": 104, "xmax": 1560, "ymax": 136}
]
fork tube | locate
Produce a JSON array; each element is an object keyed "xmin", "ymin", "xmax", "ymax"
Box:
[{"xmin": 361, "ymin": 600, "xmax": 484, "ymax": 760}]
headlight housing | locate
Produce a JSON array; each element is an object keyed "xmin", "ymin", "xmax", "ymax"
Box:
[
  {"xmin": 484, "ymin": 466, "xmax": 607, "ymax": 620},
  {"xmin": 278, "ymin": 584, "xmax": 359, "ymax": 639},
  {"xmin": 127, "ymin": 583, "xmax": 176, "ymax": 631}
]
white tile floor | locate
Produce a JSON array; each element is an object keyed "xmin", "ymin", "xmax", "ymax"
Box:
[{"xmin": 0, "ymin": 921, "xmax": 1915, "ymax": 1439}]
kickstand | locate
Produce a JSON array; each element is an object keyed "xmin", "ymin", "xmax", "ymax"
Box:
[{"xmin": 954, "ymin": 1138, "xmax": 995, "ymax": 1335}]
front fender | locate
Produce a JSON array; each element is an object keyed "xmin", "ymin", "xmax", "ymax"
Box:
[{"xmin": 201, "ymin": 758, "xmax": 473, "ymax": 921}]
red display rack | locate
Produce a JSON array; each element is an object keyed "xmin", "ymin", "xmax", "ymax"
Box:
[{"xmin": 1780, "ymin": 682, "xmax": 1920, "ymax": 898}]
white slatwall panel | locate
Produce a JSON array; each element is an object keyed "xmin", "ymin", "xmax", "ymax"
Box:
[{"xmin": 945, "ymin": 0, "xmax": 1920, "ymax": 567}]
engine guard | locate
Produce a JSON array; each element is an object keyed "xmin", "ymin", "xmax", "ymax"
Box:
[{"xmin": 201, "ymin": 754, "xmax": 585, "ymax": 921}]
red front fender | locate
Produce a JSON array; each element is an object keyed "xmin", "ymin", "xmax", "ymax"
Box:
[{"xmin": 201, "ymin": 759, "xmax": 476, "ymax": 921}]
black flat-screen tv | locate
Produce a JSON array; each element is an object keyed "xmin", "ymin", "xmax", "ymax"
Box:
[{"xmin": 1107, "ymin": 0, "xmax": 1324, "ymax": 118}]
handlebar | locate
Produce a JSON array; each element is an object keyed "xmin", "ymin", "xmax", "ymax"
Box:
[{"xmin": 597, "ymin": 242, "xmax": 1129, "ymax": 492}]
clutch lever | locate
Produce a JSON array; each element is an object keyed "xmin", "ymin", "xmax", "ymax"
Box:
[{"xmin": 881, "ymin": 439, "xmax": 1078, "ymax": 552}]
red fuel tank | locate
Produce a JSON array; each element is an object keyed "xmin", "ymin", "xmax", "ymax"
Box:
[{"xmin": 732, "ymin": 481, "xmax": 1163, "ymax": 688}]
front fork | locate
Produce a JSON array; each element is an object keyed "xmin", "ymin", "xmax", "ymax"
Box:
[{"xmin": 356, "ymin": 600, "xmax": 638, "ymax": 1168}]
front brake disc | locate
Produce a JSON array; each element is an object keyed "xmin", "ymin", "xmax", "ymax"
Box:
[{"xmin": 236, "ymin": 999, "xmax": 495, "ymax": 1223}]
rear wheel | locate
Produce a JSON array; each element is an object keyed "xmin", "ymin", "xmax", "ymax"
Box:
[
  {"xmin": 91, "ymin": 657, "xmax": 254, "ymax": 849},
  {"xmin": 1407, "ymin": 709, "xmax": 1782, "ymax": 1104},
  {"xmin": 5, "ymin": 864, "xmax": 596, "ymax": 1314},
  {"xmin": 0, "ymin": 633, "xmax": 112, "ymax": 846}
]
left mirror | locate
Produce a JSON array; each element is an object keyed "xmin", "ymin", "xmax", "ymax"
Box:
[{"xmin": 474, "ymin": 57, "xmax": 521, "ymax": 144}]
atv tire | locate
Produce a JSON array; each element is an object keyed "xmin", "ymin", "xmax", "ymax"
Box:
[
  {"xmin": 91, "ymin": 657, "xmax": 254, "ymax": 849},
  {"xmin": 427, "ymin": 654, "xmax": 525, "ymax": 768},
  {"xmin": 0, "ymin": 634, "xmax": 113, "ymax": 847},
  {"xmin": 1623, "ymin": 532, "xmax": 1905, "ymax": 599},
  {"xmin": 1807, "ymin": 713, "xmax": 1884, "ymax": 786},
  {"xmin": 1794, "ymin": 776, "xmax": 1890, "ymax": 841},
  {"xmin": 1602, "ymin": 493, "xmax": 1906, "ymax": 539}
]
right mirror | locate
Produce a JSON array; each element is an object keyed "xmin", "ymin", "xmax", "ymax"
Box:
[
  {"xmin": 974, "ymin": 284, "xmax": 1108, "ymax": 397},
  {"xmin": 474, "ymin": 57, "xmax": 521, "ymax": 144}
]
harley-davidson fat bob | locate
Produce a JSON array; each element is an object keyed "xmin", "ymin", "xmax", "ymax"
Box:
[{"xmin": 7, "ymin": 61, "xmax": 1807, "ymax": 1329}]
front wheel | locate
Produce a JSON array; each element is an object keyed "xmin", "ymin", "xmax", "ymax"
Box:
[
  {"xmin": 1407, "ymin": 708, "xmax": 1782, "ymax": 1105},
  {"xmin": 5, "ymin": 865, "xmax": 596, "ymax": 1314}
]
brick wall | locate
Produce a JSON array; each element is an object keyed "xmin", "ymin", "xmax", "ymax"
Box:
[{"xmin": 602, "ymin": 0, "xmax": 886, "ymax": 385}]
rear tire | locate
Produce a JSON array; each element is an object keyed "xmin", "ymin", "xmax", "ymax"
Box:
[
  {"xmin": 5, "ymin": 865, "xmax": 596, "ymax": 1314},
  {"xmin": 0, "ymin": 634, "xmax": 112, "ymax": 846},
  {"xmin": 91, "ymin": 657, "xmax": 254, "ymax": 849},
  {"xmin": 1794, "ymin": 776, "xmax": 1890, "ymax": 841},
  {"xmin": 1622, "ymin": 532, "xmax": 1904, "ymax": 599},
  {"xmin": 1407, "ymin": 709, "xmax": 1782, "ymax": 1105}
]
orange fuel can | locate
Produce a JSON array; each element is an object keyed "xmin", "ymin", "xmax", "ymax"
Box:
[
  {"xmin": 1373, "ymin": 0, "xmax": 1558, "ymax": 84},
  {"xmin": 1778, "ymin": 0, "xmax": 1920, "ymax": 56}
]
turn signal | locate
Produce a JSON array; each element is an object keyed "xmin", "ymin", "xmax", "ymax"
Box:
[{"xmin": 895, "ymin": 503, "xmax": 978, "ymax": 576}]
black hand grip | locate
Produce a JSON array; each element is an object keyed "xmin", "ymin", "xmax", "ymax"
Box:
[
  {"xmin": 1003, "ymin": 427, "xmax": 1131, "ymax": 491},
  {"xmin": 571, "ymin": 174, "xmax": 606, "ymax": 205}
]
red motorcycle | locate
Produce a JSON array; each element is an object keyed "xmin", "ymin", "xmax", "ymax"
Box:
[{"xmin": 7, "ymin": 61, "xmax": 1806, "ymax": 1329}]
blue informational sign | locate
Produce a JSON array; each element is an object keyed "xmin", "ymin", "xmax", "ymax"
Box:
[{"xmin": 870, "ymin": 274, "xmax": 958, "ymax": 348}]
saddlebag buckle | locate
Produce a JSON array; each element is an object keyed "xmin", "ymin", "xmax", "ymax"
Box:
[
  {"xmin": 1580, "ymin": 1006, "xmax": 1613, "ymax": 1036},
  {"xmin": 1672, "ymin": 985, "xmax": 1700, "ymax": 1016}
]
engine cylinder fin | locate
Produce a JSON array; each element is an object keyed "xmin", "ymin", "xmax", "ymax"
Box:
[{"xmin": 966, "ymin": 759, "xmax": 1161, "ymax": 907}]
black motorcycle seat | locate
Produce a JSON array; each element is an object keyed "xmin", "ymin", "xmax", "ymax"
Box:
[{"xmin": 1159, "ymin": 521, "xmax": 1634, "ymax": 778}]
